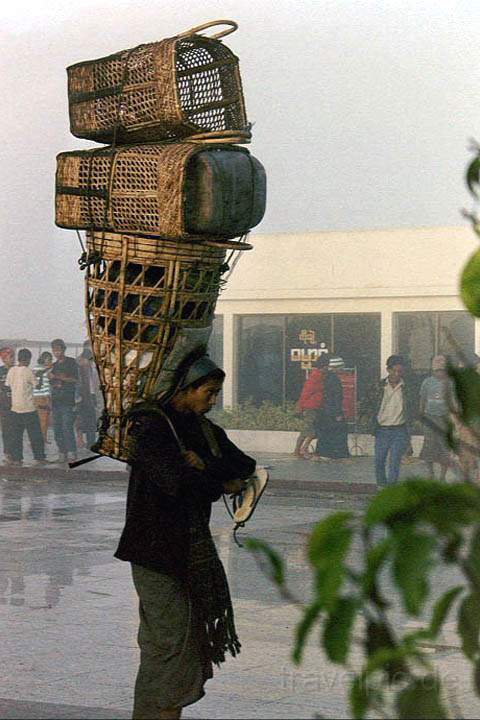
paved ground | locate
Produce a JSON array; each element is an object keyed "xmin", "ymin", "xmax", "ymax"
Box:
[
  {"xmin": 0, "ymin": 426, "xmax": 458, "ymax": 492},
  {"xmin": 0, "ymin": 429, "xmax": 474, "ymax": 719},
  {"xmin": 0, "ymin": 447, "xmax": 479, "ymax": 720}
]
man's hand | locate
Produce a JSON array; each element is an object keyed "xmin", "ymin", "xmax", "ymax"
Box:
[
  {"xmin": 223, "ymin": 478, "xmax": 248, "ymax": 495},
  {"xmin": 183, "ymin": 450, "xmax": 205, "ymax": 471},
  {"xmin": 54, "ymin": 373, "xmax": 77, "ymax": 383}
]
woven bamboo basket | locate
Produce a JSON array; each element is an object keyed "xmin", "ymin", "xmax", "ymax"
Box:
[
  {"xmin": 56, "ymin": 142, "xmax": 265, "ymax": 240},
  {"xmin": 67, "ymin": 20, "xmax": 250, "ymax": 145},
  {"xmin": 85, "ymin": 231, "xmax": 251, "ymax": 461}
]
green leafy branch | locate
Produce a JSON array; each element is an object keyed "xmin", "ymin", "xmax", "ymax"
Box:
[{"xmin": 247, "ymin": 481, "xmax": 480, "ymax": 718}]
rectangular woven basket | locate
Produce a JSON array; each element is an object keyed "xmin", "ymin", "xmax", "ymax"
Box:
[
  {"xmin": 67, "ymin": 21, "xmax": 249, "ymax": 145},
  {"xmin": 84, "ymin": 231, "xmax": 246, "ymax": 460},
  {"xmin": 55, "ymin": 142, "xmax": 266, "ymax": 240}
]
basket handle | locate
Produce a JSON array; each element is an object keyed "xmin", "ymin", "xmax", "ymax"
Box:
[{"xmin": 177, "ymin": 19, "xmax": 238, "ymax": 40}]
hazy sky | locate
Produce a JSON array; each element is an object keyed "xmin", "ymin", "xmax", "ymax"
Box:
[{"xmin": 1, "ymin": 0, "xmax": 479, "ymax": 341}]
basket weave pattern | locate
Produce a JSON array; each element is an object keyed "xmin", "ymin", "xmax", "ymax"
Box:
[
  {"xmin": 56, "ymin": 142, "xmax": 248, "ymax": 239},
  {"xmin": 86, "ymin": 231, "xmax": 227, "ymax": 459},
  {"xmin": 68, "ymin": 36, "xmax": 247, "ymax": 144}
]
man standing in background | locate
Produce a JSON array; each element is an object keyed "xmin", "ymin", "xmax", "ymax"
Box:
[
  {"xmin": 6, "ymin": 348, "xmax": 46, "ymax": 466},
  {"xmin": 50, "ymin": 339, "xmax": 79, "ymax": 464},
  {"xmin": 372, "ymin": 354, "xmax": 412, "ymax": 486}
]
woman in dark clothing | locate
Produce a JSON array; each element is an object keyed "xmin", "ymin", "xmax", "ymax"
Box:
[
  {"xmin": 115, "ymin": 355, "xmax": 255, "ymax": 720},
  {"xmin": 312, "ymin": 356, "xmax": 350, "ymax": 461},
  {"xmin": 76, "ymin": 345, "xmax": 97, "ymax": 449}
]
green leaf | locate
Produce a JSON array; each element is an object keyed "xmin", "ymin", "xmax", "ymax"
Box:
[
  {"xmin": 364, "ymin": 478, "xmax": 480, "ymax": 530},
  {"xmin": 292, "ymin": 599, "xmax": 322, "ymax": 664},
  {"xmin": 244, "ymin": 538, "xmax": 285, "ymax": 587},
  {"xmin": 448, "ymin": 362, "xmax": 480, "ymax": 420},
  {"xmin": 396, "ymin": 676, "xmax": 447, "ymax": 720},
  {"xmin": 362, "ymin": 538, "xmax": 392, "ymax": 599},
  {"xmin": 392, "ymin": 529, "xmax": 435, "ymax": 616},
  {"xmin": 364, "ymin": 622, "xmax": 411, "ymax": 682},
  {"xmin": 466, "ymin": 155, "xmax": 480, "ymax": 197},
  {"xmin": 308, "ymin": 511, "xmax": 354, "ymax": 567},
  {"xmin": 428, "ymin": 586, "xmax": 463, "ymax": 638},
  {"xmin": 458, "ymin": 593, "xmax": 480, "ymax": 660},
  {"xmin": 406, "ymin": 586, "xmax": 464, "ymax": 645},
  {"xmin": 350, "ymin": 674, "xmax": 370, "ymax": 720},
  {"xmin": 308, "ymin": 512, "xmax": 354, "ymax": 610},
  {"xmin": 323, "ymin": 596, "xmax": 358, "ymax": 664},
  {"xmin": 474, "ymin": 658, "xmax": 480, "ymax": 696},
  {"xmin": 464, "ymin": 527, "xmax": 480, "ymax": 594},
  {"xmin": 365, "ymin": 484, "xmax": 421, "ymax": 527},
  {"xmin": 425, "ymin": 483, "xmax": 480, "ymax": 531}
]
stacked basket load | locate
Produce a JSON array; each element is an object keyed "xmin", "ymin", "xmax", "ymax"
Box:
[{"xmin": 55, "ymin": 20, "xmax": 266, "ymax": 460}]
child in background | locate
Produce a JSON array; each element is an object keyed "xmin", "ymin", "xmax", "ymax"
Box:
[{"xmin": 33, "ymin": 351, "xmax": 53, "ymax": 443}]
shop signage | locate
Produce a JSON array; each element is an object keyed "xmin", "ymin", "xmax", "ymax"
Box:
[{"xmin": 290, "ymin": 329, "xmax": 329, "ymax": 372}]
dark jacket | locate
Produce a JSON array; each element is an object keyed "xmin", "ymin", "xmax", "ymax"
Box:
[
  {"xmin": 370, "ymin": 377, "xmax": 414, "ymax": 435},
  {"xmin": 114, "ymin": 405, "xmax": 256, "ymax": 578}
]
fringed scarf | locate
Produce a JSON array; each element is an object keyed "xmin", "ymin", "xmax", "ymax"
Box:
[
  {"xmin": 156, "ymin": 407, "xmax": 241, "ymax": 666},
  {"xmin": 186, "ymin": 500, "xmax": 241, "ymax": 665}
]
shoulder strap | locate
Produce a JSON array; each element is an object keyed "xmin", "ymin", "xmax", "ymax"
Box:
[
  {"xmin": 155, "ymin": 406, "xmax": 187, "ymax": 453},
  {"xmin": 199, "ymin": 416, "xmax": 222, "ymax": 458}
]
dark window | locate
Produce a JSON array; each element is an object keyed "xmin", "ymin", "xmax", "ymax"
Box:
[
  {"xmin": 394, "ymin": 311, "xmax": 475, "ymax": 423},
  {"xmin": 237, "ymin": 316, "xmax": 284, "ymax": 405},
  {"xmin": 439, "ymin": 312, "xmax": 475, "ymax": 364},
  {"xmin": 395, "ymin": 311, "xmax": 475, "ymax": 371},
  {"xmin": 332, "ymin": 314, "xmax": 381, "ymax": 419},
  {"xmin": 236, "ymin": 313, "xmax": 382, "ymax": 420}
]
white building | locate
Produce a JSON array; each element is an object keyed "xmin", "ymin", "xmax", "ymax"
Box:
[{"xmin": 213, "ymin": 225, "xmax": 479, "ymax": 417}]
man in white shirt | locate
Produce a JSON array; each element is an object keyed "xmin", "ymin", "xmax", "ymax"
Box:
[
  {"xmin": 6, "ymin": 348, "xmax": 46, "ymax": 466},
  {"xmin": 372, "ymin": 354, "xmax": 411, "ymax": 486}
]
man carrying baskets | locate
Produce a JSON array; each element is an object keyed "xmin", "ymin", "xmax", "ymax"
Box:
[{"xmin": 115, "ymin": 352, "xmax": 255, "ymax": 719}]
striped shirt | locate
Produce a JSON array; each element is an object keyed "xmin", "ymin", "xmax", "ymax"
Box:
[{"xmin": 33, "ymin": 365, "xmax": 51, "ymax": 398}]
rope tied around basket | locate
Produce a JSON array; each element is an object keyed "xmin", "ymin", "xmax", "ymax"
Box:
[{"xmin": 83, "ymin": 43, "xmax": 148, "ymax": 268}]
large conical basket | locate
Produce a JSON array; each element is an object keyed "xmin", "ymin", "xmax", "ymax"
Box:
[{"xmin": 85, "ymin": 231, "xmax": 250, "ymax": 461}]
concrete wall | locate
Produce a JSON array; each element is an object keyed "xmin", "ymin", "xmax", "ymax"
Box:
[{"xmin": 216, "ymin": 225, "xmax": 479, "ymax": 406}]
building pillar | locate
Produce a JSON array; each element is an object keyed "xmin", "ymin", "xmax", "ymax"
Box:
[
  {"xmin": 222, "ymin": 313, "xmax": 235, "ymax": 407},
  {"xmin": 380, "ymin": 310, "xmax": 393, "ymax": 376}
]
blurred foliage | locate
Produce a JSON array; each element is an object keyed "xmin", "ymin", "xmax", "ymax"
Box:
[
  {"xmin": 244, "ymin": 145, "xmax": 480, "ymax": 719},
  {"xmin": 248, "ymin": 480, "xmax": 480, "ymax": 719},
  {"xmin": 210, "ymin": 399, "xmax": 306, "ymax": 431}
]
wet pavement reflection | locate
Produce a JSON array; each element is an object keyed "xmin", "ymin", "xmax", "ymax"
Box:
[{"xmin": 0, "ymin": 473, "xmax": 479, "ymax": 719}]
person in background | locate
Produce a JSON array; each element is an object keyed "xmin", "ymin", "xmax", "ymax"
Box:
[
  {"xmin": 50, "ymin": 338, "xmax": 79, "ymax": 464},
  {"xmin": 0, "ymin": 347, "xmax": 15, "ymax": 464},
  {"xmin": 293, "ymin": 354, "xmax": 329, "ymax": 458},
  {"xmin": 6, "ymin": 348, "xmax": 46, "ymax": 466},
  {"xmin": 312, "ymin": 356, "xmax": 350, "ymax": 461},
  {"xmin": 33, "ymin": 351, "xmax": 53, "ymax": 444},
  {"xmin": 419, "ymin": 354, "xmax": 455, "ymax": 481},
  {"xmin": 115, "ymin": 353, "xmax": 255, "ymax": 719},
  {"xmin": 372, "ymin": 354, "xmax": 412, "ymax": 486},
  {"xmin": 76, "ymin": 342, "xmax": 98, "ymax": 449}
]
